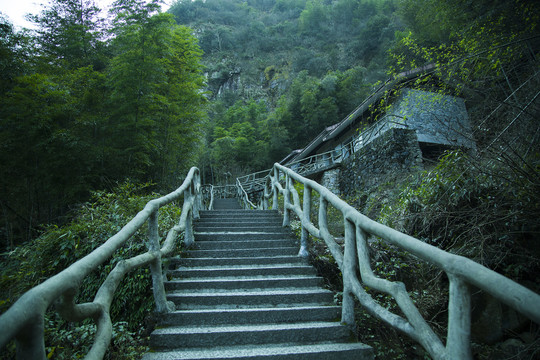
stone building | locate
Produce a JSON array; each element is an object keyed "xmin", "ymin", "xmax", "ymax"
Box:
[{"xmin": 281, "ymin": 69, "xmax": 476, "ymax": 196}]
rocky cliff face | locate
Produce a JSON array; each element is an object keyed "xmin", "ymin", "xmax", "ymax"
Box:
[
  {"xmin": 207, "ymin": 67, "xmax": 241, "ymax": 96},
  {"xmin": 205, "ymin": 60, "xmax": 289, "ymax": 102}
]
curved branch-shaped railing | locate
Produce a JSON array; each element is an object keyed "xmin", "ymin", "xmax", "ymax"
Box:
[
  {"xmin": 0, "ymin": 167, "xmax": 203, "ymax": 360},
  {"xmin": 236, "ymin": 178, "xmax": 258, "ymax": 209},
  {"xmin": 210, "ymin": 184, "xmax": 237, "ymax": 200},
  {"xmin": 263, "ymin": 163, "xmax": 540, "ymax": 360},
  {"xmin": 237, "ymin": 169, "xmax": 270, "ymax": 193},
  {"xmin": 201, "ymin": 184, "xmax": 214, "ymax": 210}
]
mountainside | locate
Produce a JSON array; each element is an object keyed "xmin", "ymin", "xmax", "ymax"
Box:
[{"xmin": 168, "ymin": 0, "xmax": 403, "ymax": 182}]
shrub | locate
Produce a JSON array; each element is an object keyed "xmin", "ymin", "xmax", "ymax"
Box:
[{"xmin": 0, "ymin": 182, "xmax": 184, "ymax": 359}]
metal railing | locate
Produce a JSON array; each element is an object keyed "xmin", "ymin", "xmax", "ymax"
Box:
[
  {"xmin": 263, "ymin": 163, "xmax": 540, "ymax": 360},
  {"xmin": 0, "ymin": 167, "xmax": 203, "ymax": 360}
]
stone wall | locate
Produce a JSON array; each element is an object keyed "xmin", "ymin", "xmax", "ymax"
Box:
[
  {"xmin": 355, "ymin": 88, "xmax": 475, "ymax": 151},
  {"xmin": 389, "ymin": 88, "xmax": 475, "ymax": 149},
  {"xmin": 339, "ymin": 127, "xmax": 423, "ymax": 197},
  {"xmin": 321, "ymin": 168, "xmax": 341, "ymax": 195}
]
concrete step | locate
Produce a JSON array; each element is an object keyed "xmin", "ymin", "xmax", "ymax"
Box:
[
  {"xmin": 194, "ymin": 232, "xmax": 292, "ymax": 241},
  {"xmin": 194, "ymin": 216, "xmax": 283, "ymax": 227},
  {"xmin": 142, "ymin": 342, "xmax": 373, "ymax": 360},
  {"xmin": 150, "ymin": 322, "xmax": 353, "ymax": 348},
  {"xmin": 194, "ymin": 225, "xmax": 287, "ymax": 232},
  {"xmin": 212, "ymin": 199, "xmax": 242, "ymax": 210},
  {"xmin": 145, "ymin": 209, "xmax": 373, "ymax": 360},
  {"xmin": 169, "ymin": 264, "xmax": 315, "ymax": 278},
  {"xmin": 197, "ymin": 216, "xmax": 282, "ymax": 223},
  {"xmin": 187, "ymin": 247, "xmax": 298, "ymax": 258},
  {"xmin": 168, "ymin": 288, "xmax": 334, "ymax": 309},
  {"xmin": 198, "ymin": 213, "xmax": 280, "ymax": 219},
  {"xmin": 193, "ymin": 240, "xmax": 294, "ymax": 250},
  {"xmin": 200, "ymin": 210, "xmax": 279, "ymax": 217},
  {"xmin": 165, "ymin": 275, "xmax": 322, "ymax": 291},
  {"xmin": 173, "ymin": 256, "xmax": 305, "ymax": 267},
  {"xmin": 157, "ymin": 306, "xmax": 342, "ymax": 326},
  {"xmin": 197, "ymin": 217, "xmax": 282, "ymax": 223}
]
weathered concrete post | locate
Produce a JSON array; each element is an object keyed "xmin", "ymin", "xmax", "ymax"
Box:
[
  {"xmin": 272, "ymin": 167, "xmax": 279, "ymax": 210},
  {"xmin": 447, "ymin": 274, "xmax": 472, "ymax": 360},
  {"xmin": 184, "ymin": 208, "xmax": 194, "ymax": 248},
  {"xmin": 282, "ymin": 174, "xmax": 291, "ymax": 227},
  {"xmin": 298, "ymin": 185, "xmax": 311, "ymax": 258},
  {"xmin": 15, "ymin": 316, "xmax": 46, "ymax": 360},
  {"xmin": 148, "ymin": 210, "xmax": 170, "ymax": 313},
  {"xmin": 192, "ymin": 174, "xmax": 201, "ymax": 220},
  {"xmin": 341, "ymin": 218, "xmax": 357, "ymax": 331}
]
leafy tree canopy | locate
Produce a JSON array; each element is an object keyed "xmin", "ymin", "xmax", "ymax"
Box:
[{"xmin": 0, "ymin": 0, "xmax": 206, "ymax": 247}]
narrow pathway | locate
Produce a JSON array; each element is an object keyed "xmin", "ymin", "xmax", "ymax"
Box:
[{"xmin": 143, "ymin": 199, "xmax": 373, "ymax": 359}]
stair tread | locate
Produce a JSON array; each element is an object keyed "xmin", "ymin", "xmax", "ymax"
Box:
[
  {"xmin": 142, "ymin": 342, "xmax": 372, "ymax": 360},
  {"xmin": 186, "ymin": 248, "xmax": 299, "ymax": 256},
  {"xmin": 194, "ymin": 232, "xmax": 289, "ymax": 235},
  {"xmin": 167, "ymin": 305, "xmax": 340, "ymax": 314},
  {"xmin": 168, "ymin": 288, "xmax": 331, "ymax": 295},
  {"xmin": 168, "ymin": 275, "xmax": 319, "ymax": 282},
  {"xmin": 145, "ymin": 209, "xmax": 373, "ymax": 359},
  {"xmin": 173, "ymin": 262, "xmax": 313, "ymax": 271},
  {"xmin": 175, "ymin": 257, "xmax": 306, "ymax": 266},
  {"xmin": 194, "ymin": 239, "xmax": 292, "ymax": 243},
  {"xmin": 158, "ymin": 306, "xmax": 342, "ymax": 326},
  {"xmin": 189, "ymin": 247, "xmax": 298, "ymax": 251},
  {"xmin": 154, "ymin": 321, "xmax": 347, "ymax": 335}
]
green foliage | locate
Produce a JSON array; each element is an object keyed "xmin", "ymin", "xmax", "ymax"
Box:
[
  {"xmin": 298, "ymin": 0, "xmax": 329, "ymax": 36},
  {"xmin": 201, "ymin": 64, "xmax": 369, "ymax": 178},
  {"xmin": 0, "ymin": 181, "xmax": 183, "ymax": 359},
  {"xmin": 0, "ymin": 15, "xmax": 31, "ymax": 93},
  {"xmin": 28, "ymin": 0, "xmax": 106, "ymax": 72},
  {"xmin": 207, "ymin": 99, "xmax": 271, "ymax": 181},
  {"xmin": 376, "ymin": 150, "xmax": 540, "ymax": 280},
  {"xmin": 389, "ymin": 0, "xmax": 540, "ymax": 82},
  {"xmin": 0, "ymin": 0, "xmax": 207, "ymax": 248},
  {"xmin": 107, "ymin": 9, "xmax": 206, "ymax": 183},
  {"xmin": 168, "ymin": 0, "xmax": 402, "ymax": 180},
  {"xmin": 275, "ymin": 67, "xmax": 370, "ymax": 149}
]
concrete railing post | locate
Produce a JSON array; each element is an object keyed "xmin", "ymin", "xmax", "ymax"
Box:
[
  {"xmin": 15, "ymin": 318, "xmax": 45, "ymax": 360},
  {"xmin": 341, "ymin": 218, "xmax": 357, "ymax": 330},
  {"xmin": 184, "ymin": 209, "xmax": 194, "ymax": 248},
  {"xmin": 192, "ymin": 177, "xmax": 200, "ymax": 220},
  {"xmin": 282, "ymin": 174, "xmax": 291, "ymax": 227},
  {"xmin": 298, "ymin": 185, "xmax": 311, "ymax": 258},
  {"xmin": 272, "ymin": 167, "xmax": 279, "ymax": 210},
  {"xmin": 148, "ymin": 210, "xmax": 170, "ymax": 313},
  {"xmin": 446, "ymin": 274, "xmax": 472, "ymax": 359}
]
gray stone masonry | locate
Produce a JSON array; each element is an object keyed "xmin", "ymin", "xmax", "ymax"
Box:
[
  {"xmin": 340, "ymin": 127, "xmax": 423, "ymax": 197},
  {"xmin": 321, "ymin": 168, "xmax": 341, "ymax": 195},
  {"xmin": 356, "ymin": 88, "xmax": 475, "ymax": 150}
]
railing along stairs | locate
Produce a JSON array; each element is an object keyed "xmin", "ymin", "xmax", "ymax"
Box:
[
  {"xmin": 201, "ymin": 183, "xmax": 237, "ymax": 210},
  {"xmin": 1, "ymin": 164, "xmax": 539, "ymax": 359},
  {"xmin": 0, "ymin": 168, "xmax": 203, "ymax": 359},
  {"xmin": 235, "ymin": 115, "xmax": 402, "ymax": 195},
  {"xmin": 259, "ymin": 163, "xmax": 540, "ymax": 360}
]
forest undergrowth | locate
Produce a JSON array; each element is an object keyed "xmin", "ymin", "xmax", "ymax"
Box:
[
  {"xmin": 0, "ymin": 182, "xmax": 184, "ymax": 359},
  {"xmin": 297, "ymin": 146, "xmax": 540, "ymax": 359}
]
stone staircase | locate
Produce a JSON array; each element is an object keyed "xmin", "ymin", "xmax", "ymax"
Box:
[{"xmin": 143, "ymin": 198, "xmax": 373, "ymax": 359}]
